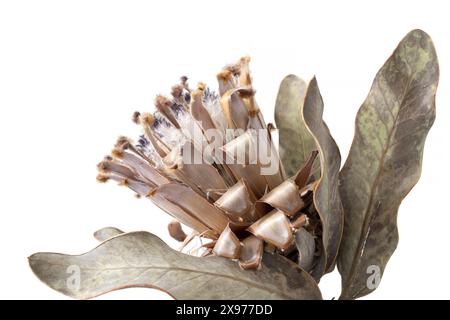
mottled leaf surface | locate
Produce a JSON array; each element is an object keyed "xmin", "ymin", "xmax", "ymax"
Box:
[
  {"xmin": 303, "ymin": 78, "xmax": 344, "ymax": 275},
  {"xmin": 29, "ymin": 231, "xmax": 322, "ymax": 300},
  {"xmin": 338, "ymin": 29, "xmax": 439, "ymax": 299},
  {"xmin": 275, "ymin": 75, "xmax": 319, "ymax": 178}
]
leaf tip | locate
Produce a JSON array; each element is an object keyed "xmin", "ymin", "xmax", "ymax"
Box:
[{"xmin": 406, "ymin": 28, "xmax": 431, "ymax": 40}]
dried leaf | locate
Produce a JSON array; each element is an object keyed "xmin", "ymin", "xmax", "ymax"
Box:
[
  {"xmin": 93, "ymin": 227, "xmax": 124, "ymax": 242},
  {"xmin": 29, "ymin": 231, "xmax": 322, "ymax": 300},
  {"xmin": 302, "ymin": 78, "xmax": 344, "ymax": 275},
  {"xmin": 295, "ymin": 228, "xmax": 316, "ymax": 272},
  {"xmin": 275, "ymin": 75, "xmax": 318, "ymax": 177},
  {"xmin": 338, "ymin": 29, "xmax": 439, "ymax": 299}
]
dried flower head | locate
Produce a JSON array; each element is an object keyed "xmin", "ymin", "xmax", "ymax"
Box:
[{"xmin": 97, "ymin": 57, "xmax": 322, "ymax": 271}]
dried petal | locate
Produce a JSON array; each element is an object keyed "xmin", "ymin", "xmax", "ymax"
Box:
[
  {"xmin": 222, "ymin": 131, "xmax": 268, "ymax": 198},
  {"xmin": 154, "ymin": 95, "xmax": 180, "ymax": 129},
  {"xmin": 150, "ymin": 182, "xmax": 230, "ymax": 234},
  {"xmin": 150, "ymin": 187, "xmax": 216, "ymax": 238},
  {"xmin": 214, "ymin": 179, "xmax": 262, "ymax": 223},
  {"xmin": 212, "ymin": 225, "xmax": 241, "ymax": 259},
  {"xmin": 191, "ymin": 88, "xmax": 220, "ymax": 132},
  {"xmin": 111, "ymin": 147, "xmax": 170, "ymax": 187},
  {"xmin": 256, "ymin": 180, "xmax": 305, "ymax": 216},
  {"xmin": 162, "ymin": 141, "xmax": 228, "ymax": 200},
  {"xmin": 220, "ymin": 87, "xmax": 253, "ymax": 130},
  {"xmin": 239, "ymin": 235, "xmax": 263, "ymax": 269},
  {"xmin": 248, "ymin": 209, "xmax": 293, "ymax": 250}
]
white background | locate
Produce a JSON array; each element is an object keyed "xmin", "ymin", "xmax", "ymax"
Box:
[{"xmin": 0, "ymin": 0, "xmax": 449, "ymax": 300}]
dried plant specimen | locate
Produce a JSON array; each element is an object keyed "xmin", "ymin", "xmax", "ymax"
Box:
[{"xmin": 29, "ymin": 29, "xmax": 438, "ymax": 300}]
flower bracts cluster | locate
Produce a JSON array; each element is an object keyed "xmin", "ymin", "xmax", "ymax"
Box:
[{"xmin": 97, "ymin": 57, "xmax": 323, "ymax": 271}]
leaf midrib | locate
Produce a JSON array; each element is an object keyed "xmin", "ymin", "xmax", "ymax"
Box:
[
  {"xmin": 342, "ymin": 66, "xmax": 417, "ymax": 299},
  {"xmin": 31, "ymin": 257, "xmax": 297, "ymax": 299}
]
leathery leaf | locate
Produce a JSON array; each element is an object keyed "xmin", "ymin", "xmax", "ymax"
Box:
[
  {"xmin": 338, "ymin": 29, "xmax": 439, "ymax": 299},
  {"xmin": 29, "ymin": 231, "xmax": 322, "ymax": 300}
]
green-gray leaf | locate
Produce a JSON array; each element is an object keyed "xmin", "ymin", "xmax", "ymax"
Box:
[
  {"xmin": 295, "ymin": 228, "xmax": 316, "ymax": 272},
  {"xmin": 275, "ymin": 75, "xmax": 319, "ymax": 178},
  {"xmin": 338, "ymin": 29, "xmax": 439, "ymax": 300},
  {"xmin": 303, "ymin": 78, "xmax": 344, "ymax": 277},
  {"xmin": 93, "ymin": 227, "xmax": 124, "ymax": 242},
  {"xmin": 29, "ymin": 231, "xmax": 322, "ymax": 300}
]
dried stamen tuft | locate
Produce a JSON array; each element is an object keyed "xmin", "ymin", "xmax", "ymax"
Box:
[
  {"xmin": 180, "ymin": 76, "xmax": 188, "ymax": 86},
  {"xmin": 132, "ymin": 111, "xmax": 141, "ymax": 124},
  {"xmin": 197, "ymin": 82, "xmax": 206, "ymax": 91},
  {"xmin": 154, "ymin": 95, "xmax": 172, "ymax": 111},
  {"xmin": 217, "ymin": 69, "xmax": 233, "ymax": 81},
  {"xmin": 111, "ymin": 147, "xmax": 124, "ymax": 159},
  {"xmin": 171, "ymin": 84, "xmax": 184, "ymax": 99},
  {"xmin": 141, "ymin": 112, "xmax": 155, "ymax": 126},
  {"xmin": 224, "ymin": 62, "xmax": 241, "ymax": 76},
  {"xmin": 115, "ymin": 136, "xmax": 130, "ymax": 148},
  {"xmin": 96, "ymin": 174, "xmax": 109, "ymax": 183}
]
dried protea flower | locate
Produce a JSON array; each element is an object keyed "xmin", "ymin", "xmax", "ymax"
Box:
[
  {"xmin": 30, "ymin": 30, "xmax": 439, "ymax": 300},
  {"xmin": 96, "ymin": 57, "xmax": 324, "ymax": 274}
]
